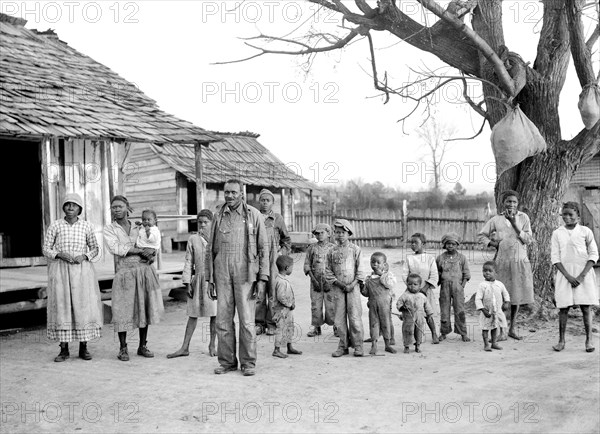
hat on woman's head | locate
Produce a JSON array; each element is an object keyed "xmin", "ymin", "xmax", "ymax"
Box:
[
  {"xmin": 62, "ymin": 193, "xmax": 84, "ymax": 215},
  {"xmin": 110, "ymin": 195, "xmax": 133, "ymax": 214},
  {"xmin": 441, "ymin": 232, "xmax": 460, "ymax": 246}
]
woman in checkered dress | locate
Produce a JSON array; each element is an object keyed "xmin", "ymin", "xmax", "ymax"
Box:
[{"xmin": 43, "ymin": 193, "xmax": 103, "ymax": 362}]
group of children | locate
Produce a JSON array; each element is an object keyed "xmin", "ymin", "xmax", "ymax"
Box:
[
  {"xmin": 163, "ymin": 200, "xmax": 597, "ymax": 360},
  {"xmin": 303, "ymin": 219, "xmax": 480, "ymax": 355}
]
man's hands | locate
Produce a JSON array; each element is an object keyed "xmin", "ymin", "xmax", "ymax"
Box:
[
  {"xmin": 252, "ymin": 280, "xmax": 266, "ymax": 300},
  {"xmin": 186, "ymin": 283, "xmax": 193, "ymax": 299}
]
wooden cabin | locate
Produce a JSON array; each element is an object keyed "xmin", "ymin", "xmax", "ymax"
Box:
[
  {"xmin": 564, "ymin": 152, "xmax": 600, "ymax": 249},
  {"xmin": 123, "ymin": 132, "xmax": 318, "ymax": 248},
  {"xmin": 0, "ymin": 13, "xmax": 219, "ymax": 268}
]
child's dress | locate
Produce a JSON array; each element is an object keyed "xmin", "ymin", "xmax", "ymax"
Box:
[
  {"xmin": 478, "ymin": 212, "xmax": 534, "ymax": 305},
  {"xmin": 137, "ymin": 226, "xmax": 161, "ymax": 249},
  {"xmin": 396, "ymin": 291, "xmax": 433, "ymax": 346},
  {"xmin": 272, "ymin": 273, "xmax": 295, "ymax": 348},
  {"xmin": 551, "ymin": 224, "xmax": 599, "ymax": 308},
  {"xmin": 475, "ymin": 280, "xmax": 510, "ymax": 330},
  {"xmin": 401, "ymin": 252, "xmax": 439, "ymax": 315},
  {"xmin": 182, "ymin": 233, "xmax": 216, "ymax": 318},
  {"xmin": 361, "ymin": 271, "xmax": 396, "ymax": 341},
  {"xmin": 137, "ymin": 225, "xmax": 161, "ymax": 269},
  {"xmin": 436, "ymin": 252, "xmax": 470, "ymax": 336}
]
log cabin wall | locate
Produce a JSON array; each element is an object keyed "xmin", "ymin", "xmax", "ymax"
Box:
[{"xmin": 123, "ymin": 143, "xmax": 178, "ymax": 242}]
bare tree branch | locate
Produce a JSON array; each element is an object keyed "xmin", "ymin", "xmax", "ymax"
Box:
[
  {"xmin": 366, "ymin": 33, "xmax": 390, "ymax": 104},
  {"xmin": 416, "ymin": 0, "xmax": 517, "ymax": 96},
  {"xmin": 566, "ymin": 0, "xmax": 597, "ymax": 86},
  {"xmin": 461, "ymin": 75, "xmax": 487, "ymax": 118},
  {"xmin": 561, "ymin": 120, "xmax": 600, "ymax": 164},
  {"xmin": 587, "ymin": 24, "xmax": 599, "ymax": 49},
  {"xmin": 445, "ymin": 116, "xmax": 487, "ymax": 142},
  {"xmin": 213, "ymin": 28, "xmax": 362, "ymax": 65}
]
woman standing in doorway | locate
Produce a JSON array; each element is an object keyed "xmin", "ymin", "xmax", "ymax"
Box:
[
  {"xmin": 44, "ymin": 193, "xmax": 103, "ymax": 362},
  {"xmin": 103, "ymin": 195, "xmax": 163, "ymax": 361}
]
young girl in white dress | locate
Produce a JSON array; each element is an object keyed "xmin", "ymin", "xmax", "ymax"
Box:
[{"xmin": 551, "ymin": 202, "xmax": 599, "ymax": 353}]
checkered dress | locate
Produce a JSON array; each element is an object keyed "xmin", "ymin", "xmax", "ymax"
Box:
[
  {"xmin": 43, "ymin": 218, "xmax": 102, "ymax": 342},
  {"xmin": 42, "ymin": 219, "xmax": 99, "ymax": 260}
]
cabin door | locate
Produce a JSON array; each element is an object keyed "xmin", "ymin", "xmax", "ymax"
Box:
[{"xmin": 0, "ymin": 139, "xmax": 44, "ymax": 264}]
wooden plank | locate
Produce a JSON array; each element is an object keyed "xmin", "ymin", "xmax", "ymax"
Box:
[
  {"xmin": 57, "ymin": 138, "xmax": 67, "ymax": 205},
  {"xmin": 72, "ymin": 139, "xmax": 86, "ymax": 201},
  {"xmin": 126, "ymin": 180, "xmax": 176, "ymax": 193},
  {"xmin": 40, "ymin": 137, "xmax": 53, "ymax": 236},
  {"xmin": 195, "ymin": 142, "xmax": 205, "ymax": 209},
  {"xmin": 84, "ymin": 141, "xmax": 104, "ymax": 245},
  {"xmin": 0, "ymin": 256, "xmax": 47, "ymax": 269}
]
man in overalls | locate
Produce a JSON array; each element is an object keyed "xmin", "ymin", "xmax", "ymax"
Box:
[
  {"xmin": 206, "ymin": 180, "xmax": 269, "ymax": 376},
  {"xmin": 255, "ymin": 188, "xmax": 291, "ymax": 336}
]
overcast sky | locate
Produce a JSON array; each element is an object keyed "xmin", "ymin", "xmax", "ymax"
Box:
[{"xmin": 4, "ymin": 1, "xmax": 597, "ymax": 194}]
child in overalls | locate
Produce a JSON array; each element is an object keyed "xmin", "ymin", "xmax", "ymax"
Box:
[
  {"xmin": 360, "ymin": 252, "xmax": 397, "ymax": 355},
  {"xmin": 325, "ymin": 219, "xmax": 365, "ymax": 357},
  {"xmin": 436, "ymin": 232, "xmax": 471, "ymax": 342},
  {"xmin": 304, "ymin": 223, "xmax": 335, "ymax": 337}
]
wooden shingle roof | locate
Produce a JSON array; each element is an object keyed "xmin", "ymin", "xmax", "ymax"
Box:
[
  {"xmin": 151, "ymin": 132, "xmax": 318, "ymax": 190},
  {"xmin": 0, "ymin": 13, "xmax": 218, "ymax": 143}
]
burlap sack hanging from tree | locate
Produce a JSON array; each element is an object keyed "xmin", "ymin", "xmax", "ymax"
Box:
[
  {"xmin": 577, "ymin": 83, "xmax": 600, "ymax": 130},
  {"xmin": 490, "ymin": 105, "xmax": 547, "ymax": 177}
]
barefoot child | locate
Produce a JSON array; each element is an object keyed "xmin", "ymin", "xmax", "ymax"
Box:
[
  {"xmin": 272, "ymin": 255, "xmax": 302, "ymax": 358},
  {"xmin": 436, "ymin": 232, "xmax": 471, "ymax": 342},
  {"xmin": 136, "ymin": 209, "xmax": 161, "ymax": 268},
  {"xmin": 167, "ymin": 210, "xmax": 217, "ymax": 358},
  {"xmin": 475, "ymin": 261, "xmax": 510, "ymax": 352},
  {"xmin": 325, "ymin": 219, "xmax": 365, "ymax": 357},
  {"xmin": 304, "ymin": 223, "xmax": 335, "ymax": 337},
  {"xmin": 551, "ymin": 202, "xmax": 599, "ymax": 353},
  {"xmin": 397, "ymin": 274, "xmax": 434, "ymax": 353},
  {"xmin": 360, "ymin": 252, "xmax": 397, "ymax": 355},
  {"xmin": 401, "ymin": 233, "xmax": 439, "ymax": 344}
]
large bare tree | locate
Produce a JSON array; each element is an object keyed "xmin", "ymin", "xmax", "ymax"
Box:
[{"xmin": 231, "ymin": 0, "xmax": 599, "ymax": 311}]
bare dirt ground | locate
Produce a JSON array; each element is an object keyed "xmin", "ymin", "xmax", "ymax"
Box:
[{"xmin": 1, "ymin": 247, "xmax": 599, "ymax": 433}]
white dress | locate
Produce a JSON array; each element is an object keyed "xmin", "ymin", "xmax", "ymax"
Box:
[
  {"xmin": 475, "ymin": 280, "xmax": 510, "ymax": 330},
  {"xmin": 551, "ymin": 224, "xmax": 599, "ymax": 308},
  {"xmin": 401, "ymin": 253, "xmax": 439, "ymax": 314}
]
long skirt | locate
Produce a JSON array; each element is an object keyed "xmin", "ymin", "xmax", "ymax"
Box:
[
  {"xmin": 46, "ymin": 260, "xmax": 103, "ymax": 342},
  {"xmin": 111, "ymin": 258, "xmax": 163, "ymax": 332}
]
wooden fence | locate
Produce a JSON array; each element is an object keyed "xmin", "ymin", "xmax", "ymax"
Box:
[
  {"xmin": 405, "ymin": 209, "xmax": 487, "ymax": 250},
  {"xmin": 294, "ymin": 208, "xmax": 488, "ymax": 249}
]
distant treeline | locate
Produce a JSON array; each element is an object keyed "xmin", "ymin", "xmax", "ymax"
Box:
[{"xmin": 298, "ymin": 180, "xmax": 493, "ymax": 211}]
